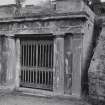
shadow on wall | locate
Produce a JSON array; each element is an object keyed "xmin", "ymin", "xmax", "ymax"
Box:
[{"xmin": 82, "ymin": 19, "xmax": 102, "ymax": 96}]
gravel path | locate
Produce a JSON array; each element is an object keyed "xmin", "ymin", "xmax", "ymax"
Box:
[{"xmin": 0, "ymin": 93, "xmax": 90, "ymax": 105}]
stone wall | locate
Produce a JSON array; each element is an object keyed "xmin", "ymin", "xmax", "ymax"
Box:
[
  {"xmin": 88, "ymin": 22, "xmax": 105, "ymax": 100},
  {"xmin": 82, "ymin": 18, "xmax": 95, "ymax": 95}
]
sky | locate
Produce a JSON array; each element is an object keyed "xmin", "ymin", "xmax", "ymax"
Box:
[
  {"xmin": 101, "ymin": 0, "xmax": 105, "ymax": 2},
  {"xmin": 0, "ymin": 0, "xmax": 48, "ymax": 5},
  {"xmin": 0, "ymin": 0, "xmax": 104, "ymax": 5}
]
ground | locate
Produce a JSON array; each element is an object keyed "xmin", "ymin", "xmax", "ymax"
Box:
[{"xmin": 0, "ymin": 92, "xmax": 91, "ymax": 105}]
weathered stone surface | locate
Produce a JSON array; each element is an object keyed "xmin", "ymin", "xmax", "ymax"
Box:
[
  {"xmin": 53, "ymin": 36, "xmax": 64, "ymax": 95},
  {"xmin": 0, "ymin": 0, "xmax": 95, "ymax": 98},
  {"xmin": 1, "ymin": 37, "xmax": 8, "ymax": 84},
  {"xmin": 64, "ymin": 35, "xmax": 72, "ymax": 94},
  {"xmin": 0, "ymin": 19, "xmax": 83, "ymax": 36},
  {"xmin": 89, "ymin": 28, "xmax": 105, "ymax": 99},
  {"xmin": 6, "ymin": 38, "xmax": 16, "ymax": 87},
  {"xmin": 0, "ymin": 37, "xmax": 3, "ymax": 84},
  {"xmin": 71, "ymin": 35, "xmax": 83, "ymax": 96}
]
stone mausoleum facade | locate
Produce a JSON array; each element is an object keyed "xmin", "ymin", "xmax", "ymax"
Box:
[{"xmin": 0, "ymin": 0, "xmax": 99, "ymax": 98}]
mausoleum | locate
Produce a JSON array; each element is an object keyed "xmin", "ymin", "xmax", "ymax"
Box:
[{"xmin": 0, "ymin": 0, "xmax": 95, "ymax": 97}]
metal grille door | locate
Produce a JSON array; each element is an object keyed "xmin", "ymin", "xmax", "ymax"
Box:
[{"xmin": 20, "ymin": 39, "xmax": 53, "ymax": 91}]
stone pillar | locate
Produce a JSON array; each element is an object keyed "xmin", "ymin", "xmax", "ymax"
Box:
[
  {"xmin": 53, "ymin": 35, "xmax": 64, "ymax": 95},
  {"xmin": 6, "ymin": 37, "xmax": 16, "ymax": 87},
  {"xmin": 1, "ymin": 36, "xmax": 7, "ymax": 84},
  {"xmin": 15, "ymin": 38, "xmax": 21, "ymax": 88},
  {"xmin": 71, "ymin": 35, "xmax": 82, "ymax": 96},
  {"xmin": 0, "ymin": 37, "xmax": 2, "ymax": 84}
]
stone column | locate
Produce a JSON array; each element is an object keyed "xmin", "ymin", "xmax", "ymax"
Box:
[
  {"xmin": 0, "ymin": 35, "xmax": 17, "ymax": 90},
  {"xmin": 1, "ymin": 36, "xmax": 7, "ymax": 84},
  {"xmin": 0, "ymin": 37, "xmax": 2, "ymax": 84},
  {"xmin": 6, "ymin": 37, "xmax": 16, "ymax": 87},
  {"xmin": 71, "ymin": 35, "xmax": 82, "ymax": 97},
  {"xmin": 53, "ymin": 35, "xmax": 64, "ymax": 95},
  {"xmin": 15, "ymin": 38, "xmax": 21, "ymax": 88}
]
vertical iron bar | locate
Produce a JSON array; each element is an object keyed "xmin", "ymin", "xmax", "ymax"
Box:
[
  {"xmin": 44, "ymin": 43, "xmax": 47, "ymax": 67},
  {"xmin": 24, "ymin": 42, "xmax": 26, "ymax": 66},
  {"xmin": 48, "ymin": 44, "xmax": 50, "ymax": 68},
  {"xmin": 28, "ymin": 69, "xmax": 29, "ymax": 83},
  {"xmin": 42, "ymin": 44, "xmax": 44, "ymax": 67},
  {"xmin": 40, "ymin": 43, "xmax": 41, "ymax": 67},
  {"xmin": 28, "ymin": 42, "xmax": 29, "ymax": 66},
  {"xmin": 51, "ymin": 44, "xmax": 53, "ymax": 68},
  {"xmin": 25, "ymin": 69, "xmax": 27, "ymax": 83},
  {"xmin": 21, "ymin": 70, "xmax": 23, "ymax": 82},
  {"xmin": 38, "ymin": 71, "xmax": 40, "ymax": 84},
  {"xmin": 27, "ymin": 42, "xmax": 28, "ymax": 66},
  {"xmin": 41, "ymin": 71, "xmax": 43, "ymax": 84},
  {"xmin": 23, "ymin": 43, "xmax": 24, "ymax": 66},
  {"xmin": 45, "ymin": 71, "xmax": 46, "ymax": 85},
  {"xmin": 48, "ymin": 71, "xmax": 49, "ymax": 85},
  {"xmin": 23, "ymin": 70, "xmax": 25, "ymax": 83},
  {"xmin": 33, "ymin": 42, "xmax": 35, "ymax": 67},
  {"xmin": 33, "ymin": 70, "xmax": 34, "ymax": 83},
  {"xmin": 30, "ymin": 69, "xmax": 31, "ymax": 83},
  {"xmin": 36, "ymin": 41, "xmax": 38, "ymax": 84},
  {"xmin": 30, "ymin": 42, "xmax": 32, "ymax": 67}
]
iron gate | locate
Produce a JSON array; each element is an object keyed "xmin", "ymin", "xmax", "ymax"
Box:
[{"xmin": 20, "ymin": 39, "xmax": 53, "ymax": 91}]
